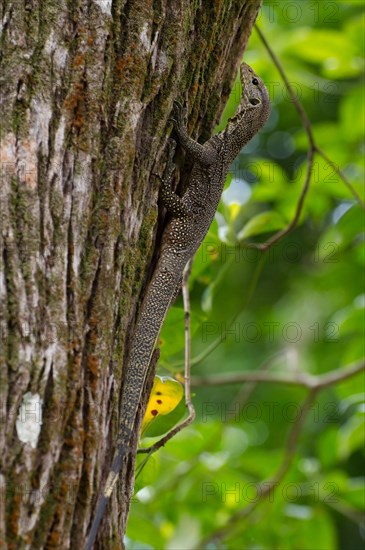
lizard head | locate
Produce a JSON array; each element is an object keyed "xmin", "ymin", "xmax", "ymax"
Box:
[
  {"xmin": 240, "ymin": 62, "xmax": 270, "ymax": 115},
  {"xmin": 219, "ymin": 62, "xmax": 271, "ymax": 155}
]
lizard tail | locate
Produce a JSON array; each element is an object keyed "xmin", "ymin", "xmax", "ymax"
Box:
[
  {"xmin": 86, "ymin": 443, "xmax": 128, "ymax": 549},
  {"xmin": 86, "ymin": 260, "xmax": 183, "ymax": 547},
  {"xmin": 85, "ymin": 494, "xmax": 109, "ymax": 550}
]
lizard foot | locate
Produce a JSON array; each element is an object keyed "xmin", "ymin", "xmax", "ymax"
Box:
[{"xmin": 169, "ymin": 100, "xmax": 188, "ymax": 132}]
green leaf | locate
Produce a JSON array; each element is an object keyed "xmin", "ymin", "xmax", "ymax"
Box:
[
  {"xmin": 159, "ymin": 306, "xmax": 204, "ymax": 363},
  {"xmin": 290, "ymin": 29, "xmax": 362, "ymax": 78},
  {"xmin": 341, "ymin": 477, "xmax": 365, "ymax": 509},
  {"xmin": 318, "ymin": 427, "xmax": 338, "ymax": 469},
  {"xmin": 338, "ymin": 410, "xmax": 365, "ymax": 460},
  {"xmin": 237, "ymin": 211, "xmax": 286, "ymax": 240},
  {"xmin": 340, "ymin": 87, "xmax": 365, "ymax": 142}
]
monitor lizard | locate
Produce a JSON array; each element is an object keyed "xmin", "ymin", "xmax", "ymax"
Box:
[{"xmin": 86, "ymin": 62, "xmax": 271, "ymax": 549}]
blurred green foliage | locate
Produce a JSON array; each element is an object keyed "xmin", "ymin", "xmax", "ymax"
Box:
[{"xmin": 128, "ymin": 2, "xmax": 364, "ymax": 548}]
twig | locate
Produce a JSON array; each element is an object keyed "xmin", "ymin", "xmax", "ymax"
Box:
[
  {"xmin": 251, "ymin": 147, "xmax": 314, "ymax": 250},
  {"xmin": 138, "ymin": 260, "xmax": 195, "ymax": 455},
  {"xmin": 255, "ymin": 25, "xmax": 314, "ymax": 145},
  {"xmin": 315, "ymin": 146, "xmax": 365, "ymax": 210},
  {"xmin": 315, "ymin": 358, "xmax": 365, "ymax": 388},
  {"xmin": 191, "ymin": 358, "xmax": 365, "ymax": 389}
]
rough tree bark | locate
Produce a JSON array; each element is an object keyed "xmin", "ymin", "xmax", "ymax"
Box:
[{"xmin": 0, "ymin": 0, "xmax": 262, "ymax": 547}]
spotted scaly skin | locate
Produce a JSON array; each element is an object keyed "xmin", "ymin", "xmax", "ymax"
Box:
[{"xmin": 86, "ymin": 62, "xmax": 270, "ymax": 549}]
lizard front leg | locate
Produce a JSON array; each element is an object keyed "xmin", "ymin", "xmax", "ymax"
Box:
[{"xmin": 171, "ymin": 101, "xmax": 217, "ymax": 165}]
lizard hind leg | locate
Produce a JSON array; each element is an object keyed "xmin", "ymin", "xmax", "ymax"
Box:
[{"xmin": 154, "ymin": 142, "xmax": 189, "ymax": 218}]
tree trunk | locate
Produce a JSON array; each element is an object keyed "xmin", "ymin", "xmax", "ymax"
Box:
[{"xmin": 0, "ymin": 0, "xmax": 262, "ymax": 547}]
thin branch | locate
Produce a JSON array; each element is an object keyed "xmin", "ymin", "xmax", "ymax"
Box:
[
  {"xmin": 243, "ymin": 25, "xmax": 316, "ymax": 251},
  {"xmin": 250, "ymin": 146, "xmax": 314, "ymax": 251},
  {"xmin": 191, "ymin": 358, "xmax": 365, "ymax": 390},
  {"xmin": 316, "ymin": 358, "xmax": 365, "ymax": 388},
  {"xmin": 316, "ymin": 146, "xmax": 365, "ymax": 211},
  {"xmin": 255, "ymin": 25, "xmax": 314, "ymax": 146},
  {"xmin": 256, "ymin": 24, "xmax": 364, "ymax": 210},
  {"xmin": 181, "ymin": 259, "xmax": 196, "ymax": 423},
  {"xmin": 138, "ymin": 260, "xmax": 195, "ymax": 455},
  {"xmin": 250, "ymin": 25, "xmax": 365, "ymax": 253}
]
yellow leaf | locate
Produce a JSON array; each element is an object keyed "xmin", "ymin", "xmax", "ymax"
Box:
[{"xmin": 141, "ymin": 376, "xmax": 184, "ymax": 434}]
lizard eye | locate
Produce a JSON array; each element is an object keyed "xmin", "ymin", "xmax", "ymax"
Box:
[{"xmin": 252, "ymin": 78, "xmax": 259, "ymax": 85}]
